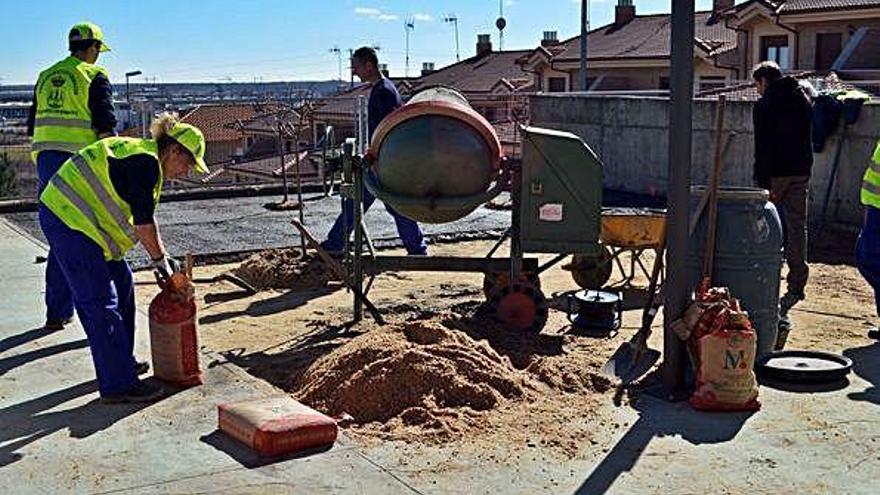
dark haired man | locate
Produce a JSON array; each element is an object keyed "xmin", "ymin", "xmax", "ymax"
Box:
[
  {"xmin": 321, "ymin": 47, "xmax": 427, "ymax": 256},
  {"xmin": 27, "ymin": 22, "xmax": 117, "ymax": 331},
  {"xmin": 752, "ymin": 61, "xmax": 814, "ymax": 347}
]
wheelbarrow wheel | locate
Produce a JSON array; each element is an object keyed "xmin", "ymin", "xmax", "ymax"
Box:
[
  {"xmin": 567, "ymin": 245, "xmax": 613, "ymax": 289},
  {"xmin": 487, "ymin": 281, "xmax": 548, "ymax": 334}
]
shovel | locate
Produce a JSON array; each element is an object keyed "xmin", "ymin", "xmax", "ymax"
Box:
[
  {"xmin": 600, "ymin": 228, "xmax": 665, "ymax": 383},
  {"xmin": 601, "ymin": 95, "xmax": 729, "ymax": 384}
]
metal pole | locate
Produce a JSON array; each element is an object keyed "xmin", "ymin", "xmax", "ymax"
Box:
[
  {"xmin": 454, "ymin": 19, "xmax": 460, "ymax": 62},
  {"xmin": 580, "ymin": 0, "xmax": 588, "ymax": 91},
  {"xmin": 277, "ymin": 119, "xmax": 289, "ymax": 203},
  {"xmin": 663, "ymin": 0, "xmax": 695, "ymax": 399},
  {"xmin": 349, "ymin": 49, "xmax": 354, "ymax": 89},
  {"xmin": 293, "ymin": 123, "xmax": 306, "ymax": 252},
  {"xmin": 126, "ymin": 74, "xmax": 131, "ymax": 128}
]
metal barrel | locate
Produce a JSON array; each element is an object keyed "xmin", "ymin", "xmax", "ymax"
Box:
[{"xmin": 687, "ymin": 186, "xmax": 784, "ymax": 359}]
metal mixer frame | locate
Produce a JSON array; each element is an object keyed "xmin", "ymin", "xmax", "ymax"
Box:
[{"xmin": 336, "ymin": 136, "xmax": 568, "ymax": 332}]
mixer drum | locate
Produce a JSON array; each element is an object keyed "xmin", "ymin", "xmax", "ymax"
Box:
[{"xmin": 367, "ymin": 86, "xmax": 502, "ymax": 224}]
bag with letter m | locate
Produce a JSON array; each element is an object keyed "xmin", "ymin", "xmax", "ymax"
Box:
[{"xmin": 688, "ymin": 285, "xmax": 761, "ymax": 412}]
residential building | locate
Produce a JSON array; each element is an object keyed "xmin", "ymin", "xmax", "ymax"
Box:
[{"xmin": 519, "ymin": 0, "xmax": 880, "ymax": 93}]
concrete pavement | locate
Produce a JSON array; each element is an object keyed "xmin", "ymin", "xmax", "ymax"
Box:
[
  {"xmin": 0, "ymin": 218, "xmax": 418, "ymax": 494},
  {"xmin": 2, "ymin": 214, "xmax": 879, "ymax": 494}
]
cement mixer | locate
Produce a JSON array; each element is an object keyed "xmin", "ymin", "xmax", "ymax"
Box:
[
  {"xmin": 366, "ymin": 86, "xmax": 504, "ymax": 223},
  {"xmin": 321, "ymin": 87, "xmax": 605, "ymax": 333}
]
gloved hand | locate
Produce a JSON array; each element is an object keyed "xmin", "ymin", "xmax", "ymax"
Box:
[{"xmin": 151, "ymin": 255, "xmax": 181, "ymax": 283}]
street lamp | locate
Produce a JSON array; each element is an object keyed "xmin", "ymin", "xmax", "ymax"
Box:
[
  {"xmin": 443, "ymin": 14, "xmax": 460, "ymax": 62},
  {"xmin": 125, "ymin": 70, "xmax": 142, "ymax": 130},
  {"xmin": 405, "ymin": 19, "xmax": 415, "ymax": 77}
]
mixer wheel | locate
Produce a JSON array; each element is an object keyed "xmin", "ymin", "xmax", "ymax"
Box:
[{"xmin": 487, "ymin": 281, "xmax": 548, "ymax": 334}]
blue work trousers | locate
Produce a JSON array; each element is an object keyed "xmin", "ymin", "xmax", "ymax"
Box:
[
  {"xmin": 38, "ymin": 208, "xmax": 139, "ymax": 395},
  {"xmin": 37, "ymin": 150, "xmax": 75, "ymax": 322},
  {"xmin": 322, "ymin": 186, "xmax": 427, "ymax": 255},
  {"xmin": 856, "ymin": 206, "xmax": 880, "ymax": 317}
]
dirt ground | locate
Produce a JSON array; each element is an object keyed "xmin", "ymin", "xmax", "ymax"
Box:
[{"xmin": 133, "ymin": 239, "xmax": 876, "ymax": 461}]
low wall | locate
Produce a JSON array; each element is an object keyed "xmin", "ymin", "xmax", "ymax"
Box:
[{"xmin": 529, "ymin": 94, "xmax": 880, "ymax": 228}]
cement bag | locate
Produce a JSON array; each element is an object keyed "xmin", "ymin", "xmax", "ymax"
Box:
[
  {"xmin": 148, "ymin": 272, "xmax": 202, "ymax": 386},
  {"xmin": 687, "ymin": 284, "xmax": 760, "ymax": 412},
  {"xmin": 218, "ymin": 396, "xmax": 338, "ymax": 456}
]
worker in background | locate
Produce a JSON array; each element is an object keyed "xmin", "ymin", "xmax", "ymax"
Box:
[
  {"xmin": 858, "ymin": 140, "xmax": 880, "ymax": 340},
  {"xmin": 27, "ymin": 22, "xmax": 117, "ymax": 331},
  {"xmin": 751, "ymin": 61, "xmax": 814, "ymax": 341},
  {"xmin": 39, "ymin": 113, "xmax": 207, "ymax": 403},
  {"xmin": 320, "ymin": 47, "xmax": 427, "ymax": 256}
]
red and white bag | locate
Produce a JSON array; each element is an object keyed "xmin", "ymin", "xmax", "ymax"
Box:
[
  {"xmin": 684, "ymin": 283, "xmax": 761, "ymax": 412},
  {"xmin": 218, "ymin": 396, "xmax": 338, "ymax": 456}
]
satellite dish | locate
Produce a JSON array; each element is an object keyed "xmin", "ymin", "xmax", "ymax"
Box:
[{"xmin": 496, "ymin": 17, "xmax": 506, "ymax": 31}]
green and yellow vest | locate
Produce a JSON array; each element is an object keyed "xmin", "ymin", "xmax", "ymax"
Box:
[
  {"xmin": 863, "ymin": 140, "xmax": 880, "ymax": 209},
  {"xmin": 40, "ymin": 137, "xmax": 163, "ymax": 260},
  {"xmin": 31, "ymin": 56, "xmax": 109, "ymax": 161}
]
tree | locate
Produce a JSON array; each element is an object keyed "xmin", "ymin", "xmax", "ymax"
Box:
[{"xmin": 0, "ymin": 151, "xmax": 19, "ymax": 198}]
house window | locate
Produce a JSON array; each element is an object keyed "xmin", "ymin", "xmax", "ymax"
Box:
[
  {"xmin": 547, "ymin": 77, "xmax": 567, "ymax": 93},
  {"xmin": 483, "ymin": 107, "xmax": 498, "ymax": 122},
  {"xmin": 761, "ymin": 35, "xmax": 790, "ymax": 69},
  {"xmin": 815, "ymin": 32, "xmax": 842, "ymax": 71},
  {"xmin": 699, "ymin": 76, "xmax": 727, "ymax": 92}
]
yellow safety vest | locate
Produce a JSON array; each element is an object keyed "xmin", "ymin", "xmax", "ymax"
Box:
[
  {"xmin": 40, "ymin": 137, "xmax": 163, "ymax": 260},
  {"xmin": 863, "ymin": 141, "xmax": 880, "ymax": 209},
  {"xmin": 31, "ymin": 56, "xmax": 109, "ymax": 162}
]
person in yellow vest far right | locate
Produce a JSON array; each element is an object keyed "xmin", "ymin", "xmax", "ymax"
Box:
[
  {"xmin": 859, "ymin": 140, "xmax": 880, "ymax": 340},
  {"xmin": 27, "ymin": 22, "xmax": 117, "ymax": 331},
  {"xmin": 39, "ymin": 113, "xmax": 207, "ymax": 403}
]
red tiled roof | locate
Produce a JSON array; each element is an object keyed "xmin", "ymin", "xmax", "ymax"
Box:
[
  {"xmin": 551, "ymin": 11, "xmax": 736, "ymax": 61},
  {"xmin": 411, "ymin": 50, "xmax": 533, "ymax": 93},
  {"xmin": 779, "ymin": 0, "xmax": 880, "ymax": 13},
  {"xmin": 180, "ymin": 103, "xmax": 280, "ymax": 142}
]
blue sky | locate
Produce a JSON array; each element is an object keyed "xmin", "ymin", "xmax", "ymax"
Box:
[{"xmin": 2, "ymin": 0, "xmax": 715, "ymax": 84}]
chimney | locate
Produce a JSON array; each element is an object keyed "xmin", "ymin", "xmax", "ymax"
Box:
[
  {"xmin": 713, "ymin": 0, "xmax": 734, "ymax": 15},
  {"xmin": 476, "ymin": 34, "xmax": 493, "ymax": 57},
  {"xmin": 541, "ymin": 31, "xmax": 560, "ymax": 48},
  {"xmin": 378, "ymin": 63, "xmax": 390, "ymax": 78},
  {"xmin": 614, "ymin": 0, "xmax": 636, "ymax": 28},
  {"xmin": 421, "ymin": 62, "xmax": 435, "ymax": 76}
]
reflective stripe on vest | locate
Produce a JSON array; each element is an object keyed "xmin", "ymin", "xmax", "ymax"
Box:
[
  {"xmin": 48, "ymin": 175, "xmax": 124, "ymax": 259},
  {"xmin": 68, "ymin": 154, "xmax": 138, "ymax": 242},
  {"xmin": 32, "ymin": 141, "xmax": 86, "ymax": 154},
  {"xmin": 34, "ymin": 117, "xmax": 94, "ymax": 129}
]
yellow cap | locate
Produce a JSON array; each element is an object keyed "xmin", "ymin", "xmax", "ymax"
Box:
[
  {"xmin": 69, "ymin": 22, "xmax": 111, "ymax": 52},
  {"xmin": 169, "ymin": 123, "xmax": 209, "ymax": 174}
]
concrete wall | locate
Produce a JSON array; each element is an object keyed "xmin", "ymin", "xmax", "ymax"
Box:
[{"xmin": 529, "ymin": 94, "xmax": 880, "ymax": 227}]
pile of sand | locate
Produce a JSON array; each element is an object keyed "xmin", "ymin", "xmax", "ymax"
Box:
[
  {"xmin": 293, "ymin": 320, "xmax": 534, "ymax": 436},
  {"xmin": 233, "ymin": 248, "xmax": 331, "ymax": 290}
]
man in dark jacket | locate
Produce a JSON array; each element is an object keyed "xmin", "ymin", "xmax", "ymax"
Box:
[{"xmin": 752, "ymin": 61, "xmax": 813, "ymax": 328}]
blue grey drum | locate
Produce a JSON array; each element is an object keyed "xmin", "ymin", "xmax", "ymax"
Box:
[{"xmin": 687, "ymin": 187, "xmax": 784, "ymax": 359}]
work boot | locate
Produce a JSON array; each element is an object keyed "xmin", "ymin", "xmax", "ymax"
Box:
[
  {"xmin": 868, "ymin": 326, "xmax": 880, "ymax": 340},
  {"xmin": 100, "ymin": 380, "xmax": 165, "ymax": 404},
  {"xmin": 779, "ymin": 291, "xmax": 805, "ymax": 318},
  {"xmin": 775, "ymin": 317, "xmax": 793, "ymax": 350},
  {"xmin": 43, "ymin": 317, "xmax": 73, "ymax": 331}
]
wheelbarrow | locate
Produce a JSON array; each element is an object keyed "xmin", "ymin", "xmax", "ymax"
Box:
[{"xmin": 564, "ymin": 207, "xmax": 666, "ymax": 289}]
